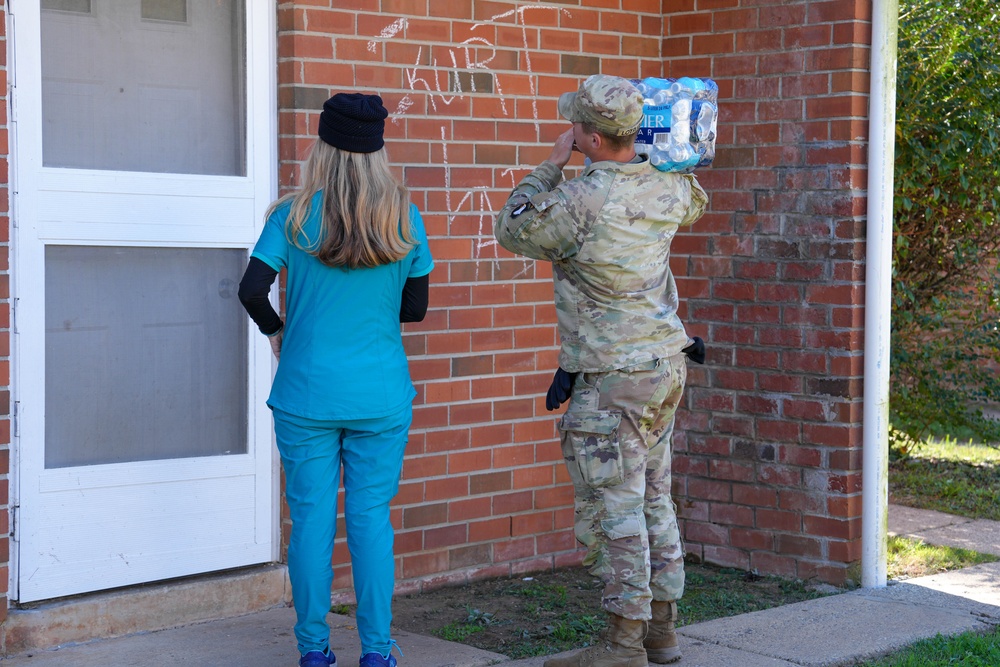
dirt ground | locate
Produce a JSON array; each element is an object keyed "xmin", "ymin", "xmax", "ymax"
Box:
[
  {"xmin": 389, "ymin": 567, "xmax": 605, "ymax": 659},
  {"xmin": 359, "ymin": 563, "xmax": 831, "ymax": 660}
]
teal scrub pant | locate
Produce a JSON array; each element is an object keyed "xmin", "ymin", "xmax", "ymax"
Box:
[{"xmin": 272, "ymin": 405, "xmax": 411, "ymax": 658}]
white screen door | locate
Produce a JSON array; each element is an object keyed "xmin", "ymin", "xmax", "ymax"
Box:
[{"xmin": 12, "ymin": 0, "xmax": 277, "ymax": 602}]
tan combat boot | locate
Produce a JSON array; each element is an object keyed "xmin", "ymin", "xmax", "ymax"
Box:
[
  {"xmin": 644, "ymin": 600, "xmax": 681, "ymax": 664},
  {"xmin": 543, "ymin": 613, "xmax": 648, "ymax": 667}
]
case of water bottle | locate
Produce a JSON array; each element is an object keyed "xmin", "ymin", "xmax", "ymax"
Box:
[{"xmin": 633, "ymin": 77, "xmax": 718, "ymax": 173}]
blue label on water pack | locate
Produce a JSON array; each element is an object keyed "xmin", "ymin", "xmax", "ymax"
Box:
[{"xmin": 636, "ymin": 106, "xmax": 671, "ymax": 146}]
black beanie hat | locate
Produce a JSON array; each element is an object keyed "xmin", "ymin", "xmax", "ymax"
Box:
[{"xmin": 317, "ymin": 93, "xmax": 388, "ymax": 153}]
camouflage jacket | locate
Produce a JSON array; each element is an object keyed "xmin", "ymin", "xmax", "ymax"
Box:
[{"xmin": 494, "ymin": 155, "xmax": 707, "ymax": 372}]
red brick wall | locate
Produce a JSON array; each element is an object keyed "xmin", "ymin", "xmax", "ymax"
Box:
[
  {"xmin": 664, "ymin": 0, "xmax": 870, "ymax": 584},
  {"xmin": 276, "ymin": 0, "xmax": 873, "ymax": 593},
  {"xmin": 0, "ymin": 0, "xmax": 873, "ymax": 613},
  {"xmin": 276, "ymin": 0, "xmax": 671, "ymax": 595}
]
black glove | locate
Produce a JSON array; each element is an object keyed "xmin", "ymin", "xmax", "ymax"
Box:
[
  {"xmin": 545, "ymin": 368, "xmax": 579, "ymax": 411},
  {"xmin": 682, "ymin": 336, "xmax": 706, "ymax": 364}
]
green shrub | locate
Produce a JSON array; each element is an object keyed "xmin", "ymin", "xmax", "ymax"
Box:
[{"xmin": 891, "ymin": 0, "xmax": 1000, "ymax": 443}]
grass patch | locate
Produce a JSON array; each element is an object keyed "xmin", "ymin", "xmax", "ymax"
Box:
[
  {"xmin": 541, "ymin": 614, "xmax": 605, "ymax": 644},
  {"xmin": 856, "ymin": 627, "xmax": 1000, "ymax": 666},
  {"xmin": 434, "ymin": 606, "xmax": 495, "ymax": 642},
  {"xmin": 676, "ymin": 566, "xmax": 827, "ymax": 626},
  {"xmin": 916, "ymin": 437, "xmax": 1000, "ymax": 466},
  {"xmin": 889, "ymin": 437, "xmax": 1000, "ymax": 520},
  {"xmin": 886, "ymin": 535, "xmax": 997, "ymax": 580},
  {"xmin": 511, "ymin": 581, "xmax": 569, "ymax": 611}
]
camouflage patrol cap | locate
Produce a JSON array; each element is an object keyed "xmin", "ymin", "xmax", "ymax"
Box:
[{"xmin": 558, "ymin": 74, "xmax": 644, "ymax": 137}]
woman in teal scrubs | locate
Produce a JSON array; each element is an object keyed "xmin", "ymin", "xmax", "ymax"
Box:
[{"xmin": 239, "ymin": 93, "xmax": 433, "ymax": 667}]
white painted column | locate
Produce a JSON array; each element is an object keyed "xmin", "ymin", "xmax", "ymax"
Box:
[{"xmin": 861, "ymin": 0, "xmax": 899, "ymax": 589}]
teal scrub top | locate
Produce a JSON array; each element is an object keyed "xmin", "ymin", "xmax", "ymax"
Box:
[{"xmin": 251, "ymin": 194, "xmax": 434, "ymax": 420}]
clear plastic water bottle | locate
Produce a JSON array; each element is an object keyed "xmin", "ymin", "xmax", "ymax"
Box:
[
  {"xmin": 677, "ymin": 77, "xmax": 705, "ymax": 96},
  {"xmin": 640, "ymin": 77, "xmax": 672, "ymax": 103},
  {"xmin": 670, "ymin": 98, "xmax": 692, "ymax": 145},
  {"xmin": 649, "ymin": 147, "xmax": 669, "ymax": 168},
  {"xmin": 667, "ymin": 142, "xmax": 694, "ymax": 162},
  {"xmin": 693, "ymin": 101, "xmax": 717, "ymax": 142},
  {"xmin": 644, "ymin": 77, "xmax": 666, "ymax": 90},
  {"xmin": 697, "ymin": 143, "xmax": 716, "ymax": 168},
  {"xmin": 702, "ymin": 79, "xmax": 719, "ymax": 101},
  {"xmin": 652, "ymin": 89, "xmax": 672, "ymax": 107}
]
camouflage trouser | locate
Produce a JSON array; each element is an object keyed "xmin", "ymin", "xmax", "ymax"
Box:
[{"xmin": 558, "ymin": 354, "xmax": 687, "ymax": 620}]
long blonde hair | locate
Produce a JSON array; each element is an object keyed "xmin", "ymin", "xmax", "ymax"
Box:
[{"xmin": 268, "ymin": 140, "xmax": 413, "ymax": 269}]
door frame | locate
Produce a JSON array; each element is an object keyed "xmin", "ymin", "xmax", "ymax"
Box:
[{"xmin": 8, "ymin": 0, "xmax": 280, "ymax": 602}]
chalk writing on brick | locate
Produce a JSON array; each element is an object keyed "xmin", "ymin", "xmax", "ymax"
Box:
[
  {"xmin": 369, "ymin": 6, "xmax": 570, "ymax": 274},
  {"xmin": 372, "ymin": 5, "xmax": 570, "ymax": 124}
]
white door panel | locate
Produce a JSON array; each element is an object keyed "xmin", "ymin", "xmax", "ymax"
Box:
[
  {"xmin": 40, "ymin": 0, "xmax": 245, "ymax": 175},
  {"xmin": 34, "ymin": 193, "xmax": 258, "ymax": 242},
  {"xmin": 22, "ymin": 474, "xmax": 260, "ymax": 601},
  {"xmin": 13, "ymin": 0, "xmax": 277, "ymax": 602}
]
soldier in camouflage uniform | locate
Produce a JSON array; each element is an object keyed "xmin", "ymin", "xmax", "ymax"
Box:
[{"xmin": 494, "ymin": 74, "xmax": 708, "ymax": 667}]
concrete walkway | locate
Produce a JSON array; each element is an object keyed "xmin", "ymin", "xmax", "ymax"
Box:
[
  {"xmin": 2, "ymin": 504, "xmax": 998, "ymax": 666},
  {"xmin": 889, "ymin": 505, "xmax": 1000, "ymax": 558}
]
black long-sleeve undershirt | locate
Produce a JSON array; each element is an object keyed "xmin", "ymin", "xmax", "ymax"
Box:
[
  {"xmin": 238, "ymin": 258, "xmax": 283, "ymax": 335},
  {"xmin": 237, "ymin": 257, "xmax": 429, "ymax": 335},
  {"xmin": 399, "ymin": 274, "xmax": 430, "ymax": 323}
]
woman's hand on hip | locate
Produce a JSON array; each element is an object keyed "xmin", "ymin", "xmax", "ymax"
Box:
[{"xmin": 268, "ymin": 329, "xmax": 283, "ymax": 360}]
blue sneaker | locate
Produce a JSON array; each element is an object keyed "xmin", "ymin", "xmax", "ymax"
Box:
[
  {"xmin": 300, "ymin": 649, "xmax": 337, "ymax": 667},
  {"xmin": 359, "ymin": 652, "xmax": 396, "ymax": 667}
]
